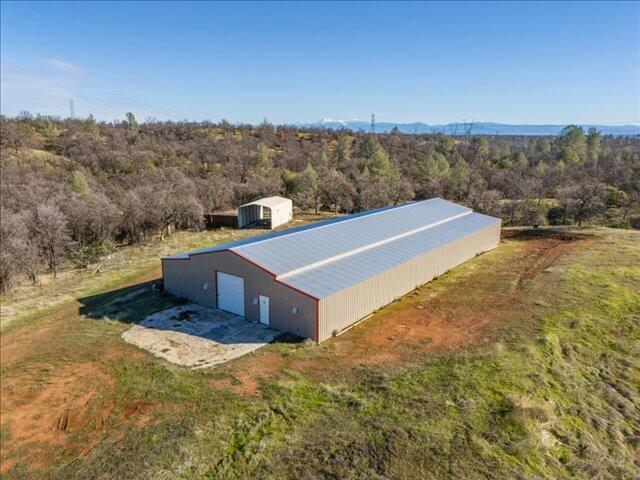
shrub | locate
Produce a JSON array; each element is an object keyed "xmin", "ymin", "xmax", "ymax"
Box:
[
  {"xmin": 608, "ymin": 220, "xmax": 631, "ymax": 230},
  {"xmin": 71, "ymin": 240, "xmax": 117, "ymax": 268},
  {"xmin": 547, "ymin": 206, "xmax": 568, "ymax": 226}
]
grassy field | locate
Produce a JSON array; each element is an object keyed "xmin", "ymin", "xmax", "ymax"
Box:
[{"xmin": 1, "ymin": 226, "xmax": 638, "ymax": 479}]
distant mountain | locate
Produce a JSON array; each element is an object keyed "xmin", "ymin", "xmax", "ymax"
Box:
[{"xmin": 299, "ymin": 119, "xmax": 640, "ymax": 136}]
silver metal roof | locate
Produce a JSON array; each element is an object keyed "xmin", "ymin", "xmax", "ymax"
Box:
[
  {"xmin": 165, "ymin": 198, "xmax": 500, "ymax": 298},
  {"xmin": 282, "ymin": 211, "xmax": 498, "ymax": 298},
  {"xmin": 165, "ymin": 204, "xmax": 403, "ymax": 259},
  {"xmin": 239, "ymin": 196, "xmax": 291, "ymax": 209},
  {"xmin": 236, "ymin": 198, "xmax": 470, "ymax": 276}
]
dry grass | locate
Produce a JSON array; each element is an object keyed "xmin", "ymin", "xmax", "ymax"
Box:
[{"xmin": 0, "ymin": 212, "xmax": 330, "ymax": 328}]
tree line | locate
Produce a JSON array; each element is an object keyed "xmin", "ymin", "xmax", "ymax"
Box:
[{"xmin": 1, "ymin": 112, "xmax": 638, "ymax": 292}]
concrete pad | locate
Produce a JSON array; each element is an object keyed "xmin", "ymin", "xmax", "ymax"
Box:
[{"xmin": 122, "ymin": 304, "xmax": 279, "ymax": 368}]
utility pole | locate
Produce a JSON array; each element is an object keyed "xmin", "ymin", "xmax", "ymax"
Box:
[
  {"xmin": 69, "ymin": 99, "xmax": 75, "ymax": 118},
  {"xmin": 370, "ymin": 113, "xmax": 375, "ymax": 135}
]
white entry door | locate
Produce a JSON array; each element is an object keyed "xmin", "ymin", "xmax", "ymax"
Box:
[
  {"xmin": 216, "ymin": 271, "xmax": 245, "ymax": 316},
  {"xmin": 259, "ymin": 295, "xmax": 270, "ymax": 325}
]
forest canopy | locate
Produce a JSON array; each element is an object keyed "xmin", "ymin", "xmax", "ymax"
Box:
[{"xmin": 1, "ymin": 113, "xmax": 639, "ymax": 292}]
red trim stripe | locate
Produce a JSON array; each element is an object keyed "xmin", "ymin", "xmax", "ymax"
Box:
[
  {"xmin": 228, "ymin": 249, "xmax": 277, "ymax": 277},
  {"xmin": 188, "ymin": 249, "xmax": 222, "ymax": 257},
  {"xmin": 164, "ymin": 248, "xmax": 319, "ymax": 300},
  {"xmin": 227, "ymin": 249, "xmax": 320, "ymax": 300}
]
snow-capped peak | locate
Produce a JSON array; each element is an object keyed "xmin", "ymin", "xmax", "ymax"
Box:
[{"xmin": 319, "ymin": 118, "xmax": 348, "ymax": 125}]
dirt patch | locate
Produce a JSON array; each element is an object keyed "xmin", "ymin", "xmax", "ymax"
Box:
[
  {"xmin": 101, "ymin": 341, "xmax": 150, "ymax": 364},
  {"xmin": 0, "ymin": 458, "xmax": 16, "ymax": 474},
  {"xmin": 0, "ymin": 323, "xmax": 58, "ymax": 365},
  {"xmin": 0, "ymin": 356, "xmax": 162, "ymax": 475},
  {"xmin": 213, "ymin": 351, "xmax": 286, "ymax": 395},
  {"xmin": 0, "ymin": 363, "xmax": 113, "ymax": 473},
  {"xmin": 504, "ymin": 229, "xmax": 586, "ymax": 288},
  {"xmin": 0, "ymin": 335, "xmax": 158, "ymax": 476},
  {"xmin": 0, "ymin": 298, "xmax": 91, "ymax": 369},
  {"xmin": 0, "ymin": 266, "xmax": 181, "ymax": 475},
  {"xmin": 123, "ymin": 400, "xmax": 157, "ymax": 428}
]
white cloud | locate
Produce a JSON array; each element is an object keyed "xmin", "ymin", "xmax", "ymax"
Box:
[
  {"xmin": 44, "ymin": 57, "xmax": 85, "ymax": 75},
  {"xmin": 1, "ymin": 61, "xmax": 81, "ymax": 114},
  {"xmin": 1, "ymin": 58, "xmax": 185, "ymax": 121}
]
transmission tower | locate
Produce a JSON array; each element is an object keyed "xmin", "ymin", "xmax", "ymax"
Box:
[
  {"xmin": 69, "ymin": 99, "xmax": 75, "ymax": 118},
  {"xmin": 370, "ymin": 113, "xmax": 375, "ymax": 134}
]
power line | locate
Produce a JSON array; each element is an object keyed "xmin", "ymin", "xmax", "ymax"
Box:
[
  {"xmin": 69, "ymin": 99, "xmax": 75, "ymax": 118},
  {"xmin": 370, "ymin": 113, "xmax": 375, "ymax": 135}
]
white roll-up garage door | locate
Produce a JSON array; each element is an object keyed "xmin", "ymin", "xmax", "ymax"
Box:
[{"xmin": 216, "ymin": 271, "xmax": 245, "ymax": 316}]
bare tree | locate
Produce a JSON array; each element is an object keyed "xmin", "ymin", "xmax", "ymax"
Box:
[
  {"xmin": 320, "ymin": 169, "xmax": 354, "ymax": 214},
  {"xmin": 561, "ymin": 181, "xmax": 607, "ymax": 226},
  {"xmin": 66, "ymin": 192, "xmax": 121, "ymax": 247},
  {"xmin": 1, "ymin": 209, "xmax": 41, "ymax": 290},
  {"xmin": 31, "ymin": 203, "xmax": 72, "ymax": 277}
]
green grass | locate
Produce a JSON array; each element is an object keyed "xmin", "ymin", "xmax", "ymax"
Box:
[{"xmin": 1, "ymin": 228, "xmax": 638, "ymax": 479}]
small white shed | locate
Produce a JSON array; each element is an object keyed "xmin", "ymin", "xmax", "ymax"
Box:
[{"xmin": 237, "ymin": 196, "xmax": 293, "ymax": 229}]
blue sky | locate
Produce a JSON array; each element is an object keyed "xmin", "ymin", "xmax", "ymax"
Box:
[{"xmin": 1, "ymin": 1, "xmax": 638, "ymax": 124}]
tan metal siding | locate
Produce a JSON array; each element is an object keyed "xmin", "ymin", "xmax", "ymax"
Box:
[
  {"xmin": 162, "ymin": 258, "xmax": 215, "ymax": 307},
  {"xmin": 163, "ymin": 251, "xmax": 317, "ymax": 340},
  {"xmin": 318, "ymin": 222, "xmax": 501, "ymax": 341}
]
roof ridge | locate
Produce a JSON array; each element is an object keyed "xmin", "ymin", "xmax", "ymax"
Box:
[
  {"xmin": 276, "ymin": 209, "xmax": 473, "ymax": 281},
  {"xmin": 232, "ymin": 198, "xmax": 443, "ymax": 253}
]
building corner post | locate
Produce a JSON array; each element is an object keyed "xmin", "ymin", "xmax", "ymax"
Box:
[{"xmin": 316, "ymin": 299, "xmax": 321, "ymax": 344}]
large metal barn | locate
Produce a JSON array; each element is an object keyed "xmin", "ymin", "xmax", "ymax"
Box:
[{"xmin": 162, "ymin": 198, "xmax": 501, "ymax": 342}]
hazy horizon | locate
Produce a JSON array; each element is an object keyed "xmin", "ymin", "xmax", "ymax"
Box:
[{"xmin": 2, "ymin": 112, "xmax": 638, "ymax": 128}]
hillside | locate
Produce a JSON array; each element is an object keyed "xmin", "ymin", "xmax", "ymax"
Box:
[
  {"xmin": 1, "ymin": 115, "xmax": 639, "ymax": 294},
  {"xmin": 0, "ymin": 226, "xmax": 638, "ymax": 479}
]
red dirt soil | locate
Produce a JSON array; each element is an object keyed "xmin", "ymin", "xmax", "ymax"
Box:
[
  {"xmin": 1, "ymin": 363, "xmax": 113, "ymax": 470},
  {"xmin": 0, "ymin": 350, "xmax": 157, "ymax": 476},
  {"xmin": 341, "ymin": 232, "xmax": 583, "ymax": 364},
  {"xmin": 0, "ymin": 270, "xmax": 162, "ymax": 476},
  {"xmin": 213, "ymin": 351, "xmax": 286, "ymax": 395}
]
